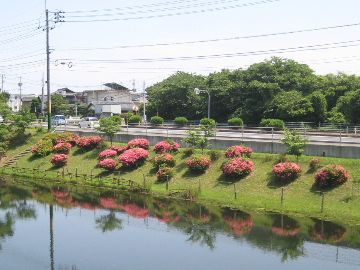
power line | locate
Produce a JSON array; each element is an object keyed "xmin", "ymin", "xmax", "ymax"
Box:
[
  {"xmin": 62, "ymin": 0, "xmax": 280, "ymax": 22},
  {"xmin": 56, "ymin": 22, "xmax": 360, "ymax": 52},
  {"xmin": 58, "ymin": 39, "xmax": 360, "ymax": 64}
]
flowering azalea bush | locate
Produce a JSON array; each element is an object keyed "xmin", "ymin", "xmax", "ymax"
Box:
[
  {"xmin": 186, "ymin": 154, "xmax": 211, "ymax": 172},
  {"xmin": 222, "ymin": 158, "xmax": 254, "ymax": 178},
  {"xmin": 225, "ymin": 145, "xmax": 253, "ymax": 158},
  {"xmin": 51, "ymin": 154, "xmax": 68, "ymax": 167},
  {"xmin": 315, "ymin": 165, "xmax": 350, "ymax": 188},
  {"xmin": 31, "ymin": 139, "xmax": 53, "ymax": 157},
  {"xmin": 99, "ymin": 158, "xmax": 118, "ymax": 171},
  {"xmin": 98, "ymin": 149, "xmax": 118, "ymax": 160},
  {"xmin": 128, "ymin": 138, "xmax": 150, "ymax": 150},
  {"xmin": 110, "ymin": 145, "xmax": 128, "ymax": 154},
  {"xmin": 156, "ymin": 166, "xmax": 174, "ymax": 182},
  {"xmin": 76, "ymin": 136, "xmax": 103, "ymax": 149},
  {"xmin": 56, "ymin": 133, "xmax": 80, "ymax": 146},
  {"xmin": 153, "ymin": 153, "xmax": 176, "ymax": 169},
  {"xmin": 309, "ymin": 158, "xmax": 321, "ymax": 171},
  {"xmin": 273, "ymin": 162, "xmax": 301, "ymax": 181},
  {"xmin": 154, "ymin": 140, "xmax": 181, "ymax": 153},
  {"xmin": 119, "ymin": 148, "xmax": 149, "ymax": 167},
  {"xmin": 53, "ymin": 142, "xmax": 72, "ymax": 154}
]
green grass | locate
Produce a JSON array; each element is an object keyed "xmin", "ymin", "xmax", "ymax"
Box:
[{"xmin": 6, "ymin": 138, "xmax": 360, "ymax": 225}]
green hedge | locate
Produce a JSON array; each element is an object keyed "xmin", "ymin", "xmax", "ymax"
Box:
[
  {"xmin": 128, "ymin": 115, "xmax": 141, "ymax": 124},
  {"xmin": 228, "ymin": 117, "xmax": 243, "ymax": 128},
  {"xmin": 260, "ymin": 118, "xmax": 285, "ymax": 129},
  {"xmin": 174, "ymin": 117, "xmax": 188, "ymax": 126},
  {"xmin": 151, "ymin": 116, "xmax": 164, "ymax": 125}
]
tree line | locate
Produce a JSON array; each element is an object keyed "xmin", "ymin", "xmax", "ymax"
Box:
[{"xmin": 145, "ymin": 57, "xmax": 360, "ymax": 125}]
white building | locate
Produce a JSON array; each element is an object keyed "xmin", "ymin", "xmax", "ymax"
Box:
[{"xmin": 7, "ymin": 94, "xmax": 37, "ymax": 112}]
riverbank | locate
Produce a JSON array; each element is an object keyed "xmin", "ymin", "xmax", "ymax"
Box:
[{"xmin": 1, "ymin": 133, "xmax": 360, "ymax": 225}]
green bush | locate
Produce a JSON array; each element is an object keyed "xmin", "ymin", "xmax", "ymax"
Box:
[
  {"xmin": 128, "ymin": 115, "xmax": 141, "ymax": 124},
  {"xmin": 31, "ymin": 139, "xmax": 53, "ymax": 157},
  {"xmin": 228, "ymin": 117, "xmax": 243, "ymax": 128},
  {"xmin": 150, "ymin": 116, "xmax": 164, "ymax": 125},
  {"xmin": 200, "ymin": 118, "xmax": 216, "ymax": 127},
  {"xmin": 260, "ymin": 118, "xmax": 285, "ymax": 130},
  {"xmin": 183, "ymin": 148, "xmax": 194, "ymax": 157},
  {"xmin": 174, "ymin": 117, "xmax": 188, "ymax": 126},
  {"xmin": 207, "ymin": 149, "xmax": 221, "ymax": 161}
]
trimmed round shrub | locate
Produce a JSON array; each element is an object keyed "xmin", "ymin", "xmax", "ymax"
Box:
[
  {"xmin": 315, "ymin": 165, "xmax": 350, "ymax": 188},
  {"xmin": 156, "ymin": 166, "xmax": 174, "ymax": 182},
  {"xmin": 53, "ymin": 142, "xmax": 72, "ymax": 154},
  {"xmin": 76, "ymin": 136, "xmax": 103, "ymax": 150},
  {"xmin": 186, "ymin": 154, "xmax": 211, "ymax": 173},
  {"xmin": 153, "ymin": 153, "xmax": 176, "ymax": 169},
  {"xmin": 225, "ymin": 145, "xmax": 253, "ymax": 158},
  {"xmin": 55, "ymin": 133, "xmax": 80, "ymax": 146},
  {"xmin": 207, "ymin": 149, "xmax": 221, "ymax": 161},
  {"xmin": 99, "ymin": 158, "xmax": 118, "ymax": 171},
  {"xmin": 110, "ymin": 145, "xmax": 128, "ymax": 154},
  {"xmin": 119, "ymin": 148, "xmax": 149, "ymax": 167},
  {"xmin": 154, "ymin": 140, "xmax": 180, "ymax": 153},
  {"xmin": 31, "ymin": 139, "xmax": 53, "ymax": 157},
  {"xmin": 128, "ymin": 115, "xmax": 141, "ymax": 124},
  {"xmin": 98, "ymin": 149, "xmax": 118, "ymax": 160},
  {"xmin": 174, "ymin": 117, "xmax": 188, "ymax": 126},
  {"xmin": 228, "ymin": 117, "xmax": 243, "ymax": 128},
  {"xmin": 222, "ymin": 158, "xmax": 254, "ymax": 178},
  {"xmin": 51, "ymin": 154, "xmax": 68, "ymax": 167},
  {"xmin": 309, "ymin": 158, "xmax": 321, "ymax": 171},
  {"xmin": 128, "ymin": 138, "xmax": 150, "ymax": 150},
  {"xmin": 200, "ymin": 118, "xmax": 216, "ymax": 127},
  {"xmin": 260, "ymin": 118, "xmax": 285, "ymax": 130},
  {"xmin": 273, "ymin": 162, "xmax": 301, "ymax": 181},
  {"xmin": 150, "ymin": 116, "xmax": 164, "ymax": 125}
]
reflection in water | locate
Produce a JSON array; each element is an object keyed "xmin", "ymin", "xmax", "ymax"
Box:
[{"xmin": 1, "ymin": 176, "xmax": 360, "ymax": 268}]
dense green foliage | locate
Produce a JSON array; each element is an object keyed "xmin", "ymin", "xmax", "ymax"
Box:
[
  {"xmin": 146, "ymin": 57, "xmax": 360, "ymax": 124},
  {"xmin": 282, "ymin": 129, "xmax": 307, "ymax": 159},
  {"xmin": 260, "ymin": 118, "xmax": 285, "ymax": 129},
  {"xmin": 128, "ymin": 114, "xmax": 141, "ymax": 124},
  {"xmin": 150, "ymin": 116, "xmax": 164, "ymax": 125},
  {"xmin": 174, "ymin": 117, "xmax": 189, "ymax": 126},
  {"xmin": 97, "ymin": 116, "xmax": 122, "ymax": 145},
  {"xmin": 227, "ymin": 117, "xmax": 243, "ymax": 127}
]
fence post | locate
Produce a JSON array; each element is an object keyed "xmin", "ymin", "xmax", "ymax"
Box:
[
  {"xmin": 233, "ymin": 183, "xmax": 237, "ymax": 199},
  {"xmin": 281, "ymin": 188, "xmax": 284, "ymax": 205},
  {"xmin": 321, "ymin": 192, "xmax": 325, "ymax": 213},
  {"xmin": 198, "ymin": 179, "xmax": 201, "ymax": 193},
  {"xmin": 143, "ymin": 173, "xmax": 146, "ymax": 188},
  {"xmin": 166, "ymin": 126, "xmax": 169, "ymax": 138},
  {"xmin": 271, "ymin": 128, "xmax": 274, "ymax": 153},
  {"xmin": 90, "ymin": 169, "xmax": 93, "ymax": 181},
  {"xmin": 75, "ymin": 168, "xmax": 78, "ymax": 178},
  {"xmin": 62, "ymin": 168, "xmax": 65, "ymax": 178},
  {"xmin": 241, "ymin": 127, "xmax": 244, "ymax": 143}
]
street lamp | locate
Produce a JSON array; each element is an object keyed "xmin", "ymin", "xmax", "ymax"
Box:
[{"xmin": 194, "ymin": 88, "xmax": 211, "ymax": 119}]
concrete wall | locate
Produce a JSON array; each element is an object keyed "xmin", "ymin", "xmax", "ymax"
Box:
[{"xmin": 70, "ymin": 130, "xmax": 360, "ymax": 159}]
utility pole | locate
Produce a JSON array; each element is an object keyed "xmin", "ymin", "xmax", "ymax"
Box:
[
  {"xmin": 1, "ymin": 74, "xmax": 4, "ymax": 92},
  {"xmin": 142, "ymin": 81, "xmax": 146, "ymax": 122},
  {"xmin": 18, "ymin": 77, "xmax": 23, "ymax": 110},
  {"xmin": 46, "ymin": 9, "xmax": 51, "ymax": 131}
]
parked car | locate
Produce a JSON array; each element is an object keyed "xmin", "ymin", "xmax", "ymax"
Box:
[
  {"xmin": 79, "ymin": 117, "xmax": 100, "ymax": 128},
  {"xmin": 52, "ymin": 115, "xmax": 66, "ymax": 126}
]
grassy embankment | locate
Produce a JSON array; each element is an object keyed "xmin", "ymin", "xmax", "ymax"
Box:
[{"xmin": 2, "ymin": 133, "xmax": 360, "ymax": 224}]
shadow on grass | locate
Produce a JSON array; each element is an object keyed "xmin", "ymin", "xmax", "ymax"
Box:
[
  {"xmin": 27, "ymin": 154, "xmax": 44, "ymax": 162},
  {"xmin": 8, "ymin": 133, "xmax": 31, "ymax": 150},
  {"xmin": 266, "ymin": 172, "xmax": 298, "ymax": 189},
  {"xmin": 96, "ymin": 170, "xmax": 113, "ymax": 178},
  {"xmin": 310, "ymin": 182, "xmax": 337, "ymax": 194},
  {"xmin": 83, "ymin": 149, "xmax": 102, "ymax": 160},
  {"xmin": 182, "ymin": 169, "xmax": 206, "ymax": 179},
  {"xmin": 175, "ymin": 162, "xmax": 187, "ymax": 173}
]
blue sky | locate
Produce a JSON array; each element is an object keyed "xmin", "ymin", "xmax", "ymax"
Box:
[{"xmin": 1, "ymin": 0, "xmax": 360, "ymax": 94}]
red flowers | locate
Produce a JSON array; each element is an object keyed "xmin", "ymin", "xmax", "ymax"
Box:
[
  {"xmin": 315, "ymin": 165, "xmax": 350, "ymax": 188},
  {"xmin": 225, "ymin": 145, "xmax": 253, "ymax": 158},
  {"xmin": 119, "ymin": 148, "xmax": 149, "ymax": 167},
  {"xmin": 222, "ymin": 158, "xmax": 254, "ymax": 178},
  {"xmin": 128, "ymin": 138, "xmax": 150, "ymax": 149},
  {"xmin": 98, "ymin": 149, "xmax": 118, "ymax": 160},
  {"xmin": 99, "ymin": 158, "xmax": 118, "ymax": 171},
  {"xmin": 77, "ymin": 136, "xmax": 103, "ymax": 149},
  {"xmin": 110, "ymin": 145, "xmax": 128, "ymax": 154},
  {"xmin": 153, "ymin": 153, "xmax": 175, "ymax": 169},
  {"xmin": 154, "ymin": 140, "xmax": 180, "ymax": 153},
  {"xmin": 51, "ymin": 154, "xmax": 68, "ymax": 167},
  {"xmin": 53, "ymin": 142, "xmax": 72, "ymax": 154},
  {"xmin": 273, "ymin": 162, "xmax": 301, "ymax": 181},
  {"xmin": 225, "ymin": 217, "xmax": 253, "ymax": 236},
  {"xmin": 186, "ymin": 154, "xmax": 211, "ymax": 172}
]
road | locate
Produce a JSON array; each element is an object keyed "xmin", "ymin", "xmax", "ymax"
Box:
[{"xmin": 54, "ymin": 124, "xmax": 360, "ymax": 146}]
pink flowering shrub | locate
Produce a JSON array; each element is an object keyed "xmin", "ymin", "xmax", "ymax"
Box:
[
  {"xmin": 119, "ymin": 148, "xmax": 149, "ymax": 167},
  {"xmin": 99, "ymin": 158, "xmax": 118, "ymax": 171},
  {"xmin": 32, "ymin": 139, "xmax": 53, "ymax": 157},
  {"xmin": 128, "ymin": 138, "xmax": 150, "ymax": 150},
  {"xmin": 76, "ymin": 136, "xmax": 103, "ymax": 149},
  {"xmin": 154, "ymin": 140, "xmax": 181, "ymax": 153},
  {"xmin": 273, "ymin": 162, "xmax": 301, "ymax": 181},
  {"xmin": 53, "ymin": 142, "xmax": 72, "ymax": 154},
  {"xmin": 56, "ymin": 133, "xmax": 80, "ymax": 146},
  {"xmin": 186, "ymin": 154, "xmax": 211, "ymax": 172},
  {"xmin": 225, "ymin": 145, "xmax": 253, "ymax": 158},
  {"xmin": 153, "ymin": 153, "xmax": 176, "ymax": 169},
  {"xmin": 156, "ymin": 166, "xmax": 174, "ymax": 182},
  {"xmin": 309, "ymin": 158, "xmax": 321, "ymax": 171},
  {"xmin": 315, "ymin": 165, "xmax": 350, "ymax": 188},
  {"xmin": 98, "ymin": 149, "xmax": 118, "ymax": 160},
  {"xmin": 110, "ymin": 145, "xmax": 128, "ymax": 154},
  {"xmin": 51, "ymin": 154, "xmax": 68, "ymax": 167},
  {"xmin": 222, "ymin": 158, "xmax": 254, "ymax": 178}
]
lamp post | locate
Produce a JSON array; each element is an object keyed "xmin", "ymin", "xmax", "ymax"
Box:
[{"xmin": 194, "ymin": 88, "xmax": 211, "ymax": 119}]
